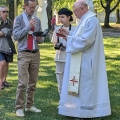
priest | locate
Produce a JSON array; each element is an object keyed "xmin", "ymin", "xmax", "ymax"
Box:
[{"xmin": 58, "ymin": 0, "xmax": 111, "ymax": 119}]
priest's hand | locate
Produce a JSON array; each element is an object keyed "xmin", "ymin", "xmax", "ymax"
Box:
[{"xmin": 58, "ymin": 27, "xmax": 69, "ymax": 35}]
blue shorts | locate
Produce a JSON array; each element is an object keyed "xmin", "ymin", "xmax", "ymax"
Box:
[
  {"xmin": 0, "ymin": 53, "xmax": 6, "ymax": 61},
  {"xmin": 0, "ymin": 52, "xmax": 13, "ymax": 62}
]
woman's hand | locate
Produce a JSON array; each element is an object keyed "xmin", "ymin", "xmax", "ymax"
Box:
[{"xmin": 36, "ymin": 36, "xmax": 42, "ymax": 42}]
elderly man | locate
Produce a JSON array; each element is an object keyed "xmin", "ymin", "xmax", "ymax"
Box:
[
  {"xmin": 13, "ymin": 0, "xmax": 44, "ymax": 117},
  {"xmin": 58, "ymin": 0, "xmax": 111, "ymax": 119}
]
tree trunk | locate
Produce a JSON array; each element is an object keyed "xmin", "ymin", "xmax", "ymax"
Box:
[
  {"xmin": 116, "ymin": 9, "xmax": 120, "ymax": 24},
  {"xmin": 9, "ymin": 0, "xmax": 14, "ymax": 21},
  {"xmin": 104, "ymin": 12, "xmax": 111, "ymax": 28},
  {"xmin": 46, "ymin": 0, "xmax": 52, "ymax": 29}
]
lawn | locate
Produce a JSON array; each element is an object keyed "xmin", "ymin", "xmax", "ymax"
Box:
[{"xmin": 0, "ymin": 36, "xmax": 120, "ymax": 120}]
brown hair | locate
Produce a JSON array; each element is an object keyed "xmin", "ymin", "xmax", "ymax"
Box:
[{"xmin": 24, "ymin": 0, "xmax": 36, "ymax": 6}]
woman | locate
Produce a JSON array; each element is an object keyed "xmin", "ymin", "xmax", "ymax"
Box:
[
  {"xmin": 0, "ymin": 5, "xmax": 16, "ymax": 90},
  {"xmin": 51, "ymin": 8, "xmax": 76, "ymax": 95}
]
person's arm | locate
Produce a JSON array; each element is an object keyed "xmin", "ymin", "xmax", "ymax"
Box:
[
  {"xmin": 51, "ymin": 29, "xmax": 58, "ymax": 46},
  {"xmin": 1, "ymin": 20, "xmax": 13, "ymax": 37},
  {"xmin": 66, "ymin": 17, "xmax": 98, "ymax": 53},
  {"xmin": 13, "ymin": 16, "xmax": 30, "ymax": 40},
  {"xmin": 0, "ymin": 31, "xmax": 4, "ymax": 36}
]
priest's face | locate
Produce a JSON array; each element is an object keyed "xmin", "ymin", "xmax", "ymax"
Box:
[
  {"xmin": 59, "ymin": 14, "xmax": 70, "ymax": 25},
  {"xmin": 24, "ymin": 1, "xmax": 37, "ymax": 15},
  {"xmin": 73, "ymin": 1, "xmax": 88, "ymax": 19},
  {"xmin": 73, "ymin": 5, "xmax": 84, "ymax": 19}
]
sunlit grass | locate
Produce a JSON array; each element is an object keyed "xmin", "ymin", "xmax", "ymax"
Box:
[{"xmin": 0, "ymin": 37, "xmax": 120, "ymax": 120}]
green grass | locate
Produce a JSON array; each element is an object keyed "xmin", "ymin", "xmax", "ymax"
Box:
[{"xmin": 0, "ymin": 37, "xmax": 120, "ymax": 120}]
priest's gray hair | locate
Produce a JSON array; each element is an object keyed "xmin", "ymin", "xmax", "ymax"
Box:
[
  {"xmin": 75, "ymin": 0, "xmax": 88, "ymax": 8},
  {"xmin": 0, "ymin": 5, "xmax": 8, "ymax": 12}
]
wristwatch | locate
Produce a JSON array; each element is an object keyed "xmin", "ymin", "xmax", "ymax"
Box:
[{"xmin": 28, "ymin": 31, "xmax": 33, "ymax": 35}]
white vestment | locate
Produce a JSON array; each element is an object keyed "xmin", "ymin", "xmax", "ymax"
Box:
[{"xmin": 58, "ymin": 11, "xmax": 111, "ymax": 118}]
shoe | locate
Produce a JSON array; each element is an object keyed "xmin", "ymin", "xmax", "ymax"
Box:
[
  {"xmin": 25, "ymin": 106, "xmax": 41, "ymax": 113},
  {"xmin": 3, "ymin": 81, "xmax": 12, "ymax": 87},
  {"xmin": 0, "ymin": 83, "xmax": 4, "ymax": 90},
  {"xmin": 16, "ymin": 109, "xmax": 25, "ymax": 117}
]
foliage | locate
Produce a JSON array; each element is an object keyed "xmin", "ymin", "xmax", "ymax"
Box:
[
  {"xmin": 0, "ymin": 34, "xmax": 120, "ymax": 119},
  {"xmin": 52, "ymin": 0, "xmax": 76, "ymax": 11},
  {"xmin": 93, "ymin": 0, "xmax": 104, "ymax": 12},
  {"xmin": 0, "ymin": 0, "xmax": 22, "ymax": 6},
  {"xmin": 0, "ymin": 0, "xmax": 6, "ymax": 5},
  {"xmin": 17, "ymin": 0, "xmax": 23, "ymax": 7},
  {"xmin": 93, "ymin": 0, "xmax": 120, "ymax": 12},
  {"xmin": 100, "ymin": 0, "xmax": 119, "ymax": 12},
  {"xmin": 17, "ymin": 0, "xmax": 24, "ymax": 15}
]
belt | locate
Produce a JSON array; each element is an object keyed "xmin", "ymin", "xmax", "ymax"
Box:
[{"xmin": 22, "ymin": 50, "xmax": 39, "ymax": 53}]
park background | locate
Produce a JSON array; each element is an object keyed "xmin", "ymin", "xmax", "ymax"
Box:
[{"xmin": 0, "ymin": 0, "xmax": 120, "ymax": 120}]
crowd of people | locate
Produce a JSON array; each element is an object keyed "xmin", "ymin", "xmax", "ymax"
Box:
[{"xmin": 0, "ymin": 0, "xmax": 111, "ymax": 119}]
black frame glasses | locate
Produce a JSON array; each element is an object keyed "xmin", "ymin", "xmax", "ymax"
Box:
[{"xmin": 27, "ymin": 5, "xmax": 36, "ymax": 10}]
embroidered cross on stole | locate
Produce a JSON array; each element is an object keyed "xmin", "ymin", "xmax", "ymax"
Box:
[{"xmin": 68, "ymin": 52, "xmax": 82, "ymax": 96}]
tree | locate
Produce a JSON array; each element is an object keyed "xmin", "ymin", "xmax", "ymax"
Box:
[
  {"xmin": 100, "ymin": 0, "xmax": 120, "ymax": 28},
  {"xmin": 46, "ymin": 0, "xmax": 52, "ymax": 28},
  {"xmin": 116, "ymin": 3, "xmax": 120, "ymax": 23},
  {"xmin": 9, "ymin": 0, "xmax": 14, "ymax": 21}
]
